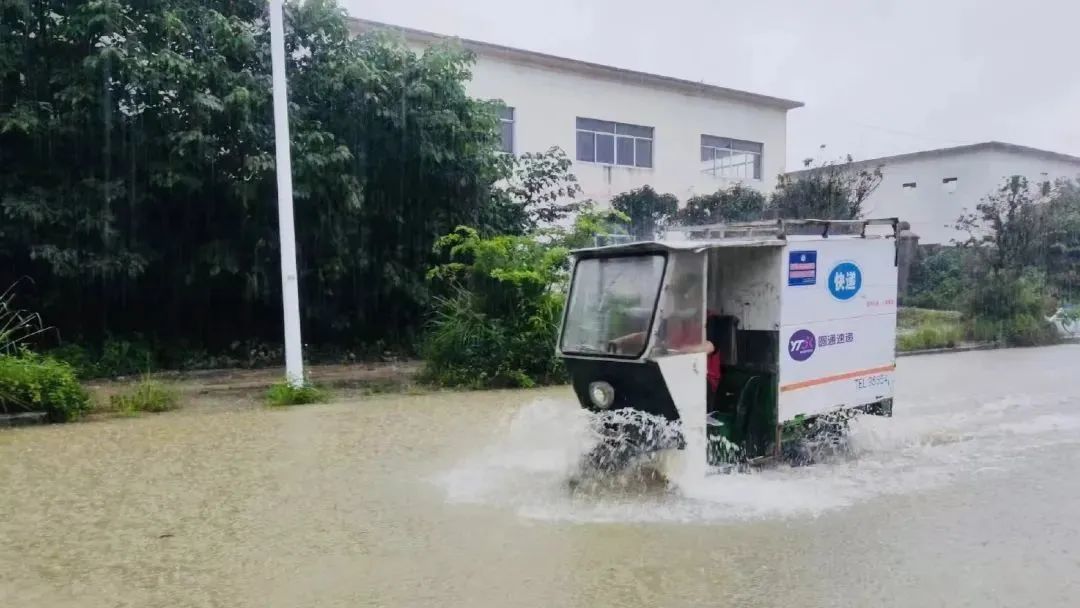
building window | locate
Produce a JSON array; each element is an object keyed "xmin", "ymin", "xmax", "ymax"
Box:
[
  {"xmin": 942, "ymin": 177, "xmax": 957, "ymax": 194},
  {"xmin": 902, "ymin": 182, "xmax": 917, "ymax": 189},
  {"xmin": 700, "ymin": 135, "xmax": 763, "ymax": 179},
  {"xmin": 499, "ymin": 106, "xmax": 515, "ymax": 154},
  {"xmin": 576, "ymin": 117, "xmax": 653, "ymax": 168}
]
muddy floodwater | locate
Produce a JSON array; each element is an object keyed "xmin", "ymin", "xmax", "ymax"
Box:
[{"xmin": 3, "ymin": 346, "xmax": 1080, "ymax": 607}]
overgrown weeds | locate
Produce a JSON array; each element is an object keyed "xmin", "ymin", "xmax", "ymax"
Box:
[
  {"xmin": 420, "ymin": 227, "xmax": 568, "ymax": 389},
  {"xmin": 266, "ymin": 381, "xmax": 327, "ymax": 406},
  {"xmin": 1, "ymin": 282, "xmax": 51, "ymax": 355},
  {"xmin": 108, "ymin": 375, "xmax": 179, "ymax": 415}
]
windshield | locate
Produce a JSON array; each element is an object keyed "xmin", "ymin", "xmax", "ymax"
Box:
[{"xmin": 560, "ymin": 255, "xmax": 666, "ymax": 357}]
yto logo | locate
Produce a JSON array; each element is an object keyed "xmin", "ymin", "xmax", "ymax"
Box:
[
  {"xmin": 828, "ymin": 262, "xmax": 862, "ymax": 301},
  {"xmin": 788, "ymin": 329, "xmax": 816, "ymax": 361}
]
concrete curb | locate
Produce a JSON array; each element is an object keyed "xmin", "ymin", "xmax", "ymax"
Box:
[
  {"xmin": 0, "ymin": 412, "xmax": 48, "ymax": 427},
  {"xmin": 898, "ymin": 338, "xmax": 1080, "ymax": 358},
  {"xmin": 897, "ymin": 343, "xmax": 998, "ymax": 357}
]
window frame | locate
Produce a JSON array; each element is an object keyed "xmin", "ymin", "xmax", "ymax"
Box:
[
  {"xmin": 700, "ymin": 134, "xmax": 764, "ymax": 180},
  {"xmin": 558, "ymin": 251, "xmax": 669, "ymax": 360},
  {"xmin": 498, "ymin": 106, "xmax": 515, "ymax": 154},
  {"xmin": 576, "ymin": 117, "xmax": 655, "ymax": 169}
]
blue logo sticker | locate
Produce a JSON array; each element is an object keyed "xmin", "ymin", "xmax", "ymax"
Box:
[
  {"xmin": 788, "ymin": 251, "xmax": 817, "ymax": 286},
  {"xmin": 828, "ymin": 262, "xmax": 862, "ymax": 300},
  {"xmin": 788, "ymin": 329, "xmax": 816, "ymax": 361}
]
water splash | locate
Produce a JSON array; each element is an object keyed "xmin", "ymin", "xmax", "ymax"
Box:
[{"xmin": 436, "ymin": 387, "xmax": 1080, "ymax": 523}]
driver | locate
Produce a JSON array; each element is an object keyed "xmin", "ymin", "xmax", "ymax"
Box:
[{"xmin": 651, "ymin": 276, "xmax": 725, "ymax": 399}]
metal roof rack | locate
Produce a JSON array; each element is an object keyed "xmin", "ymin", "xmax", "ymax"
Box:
[{"xmin": 666, "ymin": 218, "xmax": 899, "ymax": 240}]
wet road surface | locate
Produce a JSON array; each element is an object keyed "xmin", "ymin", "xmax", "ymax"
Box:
[{"xmin": 2, "ymin": 345, "xmax": 1080, "ymax": 607}]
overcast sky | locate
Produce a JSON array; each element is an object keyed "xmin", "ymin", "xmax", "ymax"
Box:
[{"xmin": 342, "ymin": 0, "xmax": 1080, "ymax": 169}]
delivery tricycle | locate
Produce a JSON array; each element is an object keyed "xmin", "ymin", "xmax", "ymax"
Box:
[{"xmin": 557, "ymin": 219, "xmax": 899, "ymax": 470}]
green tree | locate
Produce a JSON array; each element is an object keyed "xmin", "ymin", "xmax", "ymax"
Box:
[
  {"xmin": 559, "ymin": 206, "xmax": 630, "ymax": 250},
  {"xmin": 952, "ymin": 175, "xmax": 1067, "ymax": 345},
  {"xmin": 1041, "ymin": 179, "xmax": 1080, "ymax": 299},
  {"xmin": 610, "ymin": 185, "xmax": 678, "ymax": 240},
  {"xmin": 497, "ymin": 147, "xmax": 585, "ymax": 232},
  {"xmin": 955, "ymin": 176, "xmax": 1045, "ymax": 273},
  {"xmin": 677, "ymin": 184, "xmax": 767, "ymax": 225},
  {"xmin": 770, "ymin": 154, "xmax": 883, "ymax": 219},
  {"xmin": 422, "ymin": 226, "xmax": 568, "ymax": 388},
  {"xmin": 0, "ymin": 0, "xmax": 515, "ymax": 353}
]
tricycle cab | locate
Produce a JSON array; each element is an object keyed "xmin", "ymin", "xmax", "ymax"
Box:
[{"xmin": 558, "ymin": 219, "xmax": 899, "ymax": 464}]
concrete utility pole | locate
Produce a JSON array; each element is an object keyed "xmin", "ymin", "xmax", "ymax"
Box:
[{"xmin": 269, "ymin": 0, "xmax": 304, "ymax": 387}]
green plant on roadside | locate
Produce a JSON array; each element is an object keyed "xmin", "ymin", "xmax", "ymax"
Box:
[
  {"xmin": 108, "ymin": 375, "xmax": 179, "ymax": 415},
  {"xmin": 266, "ymin": 381, "xmax": 327, "ymax": 406},
  {"xmin": 47, "ymin": 338, "xmax": 158, "ymax": 379},
  {"xmin": 903, "ymin": 247, "xmax": 971, "ymax": 310},
  {"xmin": 0, "ymin": 353, "xmax": 90, "ymax": 422},
  {"xmin": 421, "ymin": 226, "xmax": 568, "ymax": 389},
  {"xmin": 897, "ymin": 325, "xmax": 964, "ymax": 352},
  {"xmin": 97, "ymin": 339, "xmax": 157, "ymax": 378},
  {"xmin": 896, "ymin": 308, "xmax": 965, "ymax": 352},
  {"xmin": 1, "ymin": 283, "xmax": 50, "ymax": 355},
  {"xmin": 963, "ymin": 271, "xmax": 1059, "ymax": 347}
]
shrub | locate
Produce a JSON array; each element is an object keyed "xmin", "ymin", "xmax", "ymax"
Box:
[
  {"xmin": 963, "ymin": 272, "xmax": 1059, "ymax": 347},
  {"xmin": 109, "ymin": 376, "xmax": 179, "ymax": 415},
  {"xmin": 267, "ymin": 381, "xmax": 327, "ymax": 406},
  {"xmin": 421, "ymin": 227, "xmax": 568, "ymax": 389},
  {"xmin": 0, "ymin": 353, "xmax": 90, "ymax": 422},
  {"xmin": 422, "ymin": 288, "xmax": 565, "ymax": 389},
  {"xmin": 47, "ymin": 343, "xmax": 99, "ymax": 379},
  {"xmin": 904, "ymin": 247, "xmax": 971, "ymax": 310},
  {"xmin": 47, "ymin": 338, "xmax": 158, "ymax": 379},
  {"xmin": 97, "ymin": 338, "xmax": 157, "ymax": 378}
]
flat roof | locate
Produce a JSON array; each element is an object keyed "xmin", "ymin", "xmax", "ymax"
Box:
[
  {"xmin": 787, "ymin": 141, "xmax": 1080, "ymax": 177},
  {"xmin": 348, "ymin": 18, "xmax": 804, "ymax": 111}
]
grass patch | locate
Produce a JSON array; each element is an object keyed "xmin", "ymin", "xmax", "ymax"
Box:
[
  {"xmin": 897, "ymin": 307, "xmax": 963, "ymax": 330},
  {"xmin": 266, "ymin": 381, "xmax": 327, "ymax": 406},
  {"xmin": 897, "ymin": 324, "xmax": 964, "ymax": 352},
  {"xmin": 108, "ymin": 376, "xmax": 179, "ymax": 415},
  {"xmin": 897, "ymin": 307, "xmax": 965, "ymax": 352}
]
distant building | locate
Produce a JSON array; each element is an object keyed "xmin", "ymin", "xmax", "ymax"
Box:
[
  {"xmin": 787, "ymin": 142, "xmax": 1080, "ymax": 245},
  {"xmin": 349, "ymin": 19, "xmax": 802, "ymax": 205}
]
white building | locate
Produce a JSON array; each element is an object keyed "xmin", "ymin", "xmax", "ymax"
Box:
[
  {"xmin": 349, "ymin": 19, "xmax": 802, "ymax": 204},
  {"xmin": 789, "ymin": 142, "xmax": 1080, "ymax": 245}
]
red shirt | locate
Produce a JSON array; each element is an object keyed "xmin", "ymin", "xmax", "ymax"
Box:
[
  {"xmin": 707, "ymin": 349, "xmax": 723, "ymax": 391},
  {"xmin": 668, "ymin": 313, "xmax": 723, "ymax": 391}
]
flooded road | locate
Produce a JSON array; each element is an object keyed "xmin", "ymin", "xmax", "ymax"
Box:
[{"xmin": 3, "ymin": 345, "xmax": 1080, "ymax": 607}]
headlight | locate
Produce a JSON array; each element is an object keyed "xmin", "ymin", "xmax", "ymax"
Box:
[{"xmin": 588, "ymin": 381, "xmax": 615, "ymax": 409}]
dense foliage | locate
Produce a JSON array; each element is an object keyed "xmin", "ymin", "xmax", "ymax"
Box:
[
  {"xmin": 610, "ymin": 186, "xmax": 678, "ymax": 240},
  {"xmin": 609, "ymin": 168, "xmax": 877, "ymax": 243},
  {"xmin": 945, "ymin": 176, "xmax": 1080, "ymax": 345},
  {"xmin": 963, "ymin": 271, "xmax": 1059, "ymax": 346},
  {"xmin": 677, "ymin": 184, "xmax": 768, "ymax": 225},
  {"xmin": 0, "ymin": 353, "xmax": 90, "ymax": 422},
  {"xmin": 0, "ymin": 0, "xmax": 517, "ymax": 354},
  {"xmin": 904, "ymin": 247, "xmax": 971, "ymax": 310},
  {"xmin": 771, "ymin": 155, "xmax": 883, "ymax": 220},
  {"xmin": 421, "ymin": 226, "xmax": 570, "ymax": 388},
  {"xmin": 0, "ymin": 284, "xmax": 88, "ymax": 421}
]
